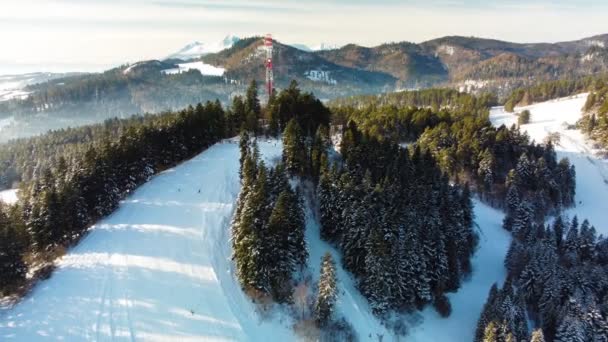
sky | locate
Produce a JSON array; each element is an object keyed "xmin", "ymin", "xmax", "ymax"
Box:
[{"xmin": 1, "ymin": 0, "xmax": 607, "ymax": 74}]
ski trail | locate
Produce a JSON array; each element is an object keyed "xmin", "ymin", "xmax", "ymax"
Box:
[{"xmin": 0, "ymin": 139, "xmax": 294, "ymax": 341}]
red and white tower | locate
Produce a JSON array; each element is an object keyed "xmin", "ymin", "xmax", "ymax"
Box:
[{"xmin": 264, "ymin": 34, "xmax": 274, "ymax": 97}]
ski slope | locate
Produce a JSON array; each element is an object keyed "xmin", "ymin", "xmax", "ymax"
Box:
[
  {"xmin": 0, "ymin": 139, "xmax": 294, "ymax": 341},
  {"xmin": 490, "ymin": 93, "xmax": 608, "ymax": 231}
]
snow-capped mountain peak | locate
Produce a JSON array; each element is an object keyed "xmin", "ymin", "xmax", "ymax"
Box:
[
  {"xmin": 167, "ymin": 35, "xmax": 240, "ymax": 61},
  {"xmin": 289, "ymin": 42, "xmax": 341, "ymax": 52}
]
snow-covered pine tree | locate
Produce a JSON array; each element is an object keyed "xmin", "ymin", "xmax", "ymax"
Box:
[
  {"xmin": 515, "ymin": 153, "xmax": 533, "ymax": 188},
  {"xmin": 555, "ymin": 315, "xmax": 588, "ymax": 342},
  {"xmin": 286, "ymin": 187, "xmax": 307, "ymax": 270},
  {"xmin": 233, "ymin": 163, "xmax": 271, "ymax": 292},
  {"xmin": 483, "ymin": 321, "xmax": 499, "ymax": 342},
  {"xmin": 317, "ymin": 168, "xmax": 339, "ymax": 243},
  {"xmin": 0, "ymin": 205, "xmax": 27, "ymax": 291},
  {"xmin": 265, "ymin": 189, "xmax": 298, "ymax": 301},
  {"xmin": 282, "ymin": 119, "xmax": 307, "ymax": 176},
  {"xmin": 512, "ymin": 200, "xmax": 534, "ymax": 241},
  {"xmin": 238, "ymin": 130, "xmax": 250, "ymax": 180},
  {"xmin": 530, "ymin": 329, "xmax": 546, "ymax": 342},
  {"xmin": 315, "ymin": 252, "xmax": 338, "ymax": 327}
]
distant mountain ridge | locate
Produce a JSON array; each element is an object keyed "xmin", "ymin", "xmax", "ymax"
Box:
[
  {"xmin": 167, "ymin": 35, "xmax": 241, "ymax": 60},
  {"xmin": 2, "ymin": 32, "xmax": 608, "ymax": 136}
]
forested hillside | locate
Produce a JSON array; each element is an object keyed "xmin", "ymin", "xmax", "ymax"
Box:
[
  {"xmin": 318, "ymin": 123, "xmax": 476, "ymax": 316},
  {"xmin": 0, "ymin": 65, "xmax": 233, "ymax": 119},
  {"xmin": 580, "ymin": 80, "xmax": 608, "ymax": 151},
  {"xmin": 503, "ymin": 74, "xmax": 608, "ymax": 112},
  {"xmin": 0, "ymin": 96, "xmax": 237, "ymax": 296},
  {"xmin": 3, "ymin": 77, "xmax": 599, "ymax": 341}
]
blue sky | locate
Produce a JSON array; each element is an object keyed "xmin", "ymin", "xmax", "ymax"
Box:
[{"xmin": 2, "ymin": 0, "xmax": 607, "ymax": 74}]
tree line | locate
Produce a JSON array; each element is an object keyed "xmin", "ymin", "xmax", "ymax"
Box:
[
  {"xmin": 580, "ymin": 79, "xmax": 608, "ymax": 151},
  {"xmin": 476, "ymin": 214, "xmax": 608, "ymax": 342},
  {"xmin": 0, "ymin": 99, "xmax": 231, "ymax": 295},
  {"xmin": 331, "ymin": 92, "xmax": 576, "ymax": 220},
  {"xmin": 317, "ymin": 121, "xmax": 477, "ymax": 317},
  {"xmin": 231, "ymin": 132, "xmax": 308, "ymax": 302},
  {"xmin": 503, "ymin": 74, "xmax": 608, "ymax": 112}
]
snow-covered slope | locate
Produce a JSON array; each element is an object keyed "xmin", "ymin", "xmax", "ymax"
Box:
[
  {"xmin": 0, "ymin": 139, "xmax": 294, "ymax": 341},
  {"xmin": 490, "ymin": 93, "xmax": 608, "ymax": 231},
  {"xmin": 162, "ymin": 62, "xmax": 226, "ymax": 77},
  {"xmin": 168, "ymin": 35, "xmax": 240, "ymax": 60},
  {"xmin": 0, "ymin": 72, "xmax": 79, "ymax": 102}
]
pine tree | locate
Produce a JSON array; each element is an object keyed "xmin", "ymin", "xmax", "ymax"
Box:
[
  {"xmin": 233, "ymin": 163, "xmax": 270, "ymax": 291},
  {"xmin": 555, "ymin": 315, "xmax": 588, "ymax": 342},
  {"xmin": 265, "ymin": 190, "xmax": 294, "ymax": 301},
  {"xmin": 282, "ymin": 119, "xmax": 307, "ymax": 176},
  {"xmin": 512, "ymin": 200, "xmax": 534, "ymax": 241},
  {"xmin": 530, "ymin": 329, "xmax": 546, "ymax": 342},
  {"xmin": 286, "ymin": 188, "xmax": 307, "ymax": 269},
  {"xmin": 515, "ymin": 154, "xmax": 533, "ymax": 187},
  {"xmin": 0, "ymin": 204, "xmax": 27, "ymax": 291},
  {"xmin": 245, "ymin": 80, "xmax": 261, "ymax": 133},
  {"xmin": 310, "ymin": 125, "xmax": 330, "ymax": 181},
  {"xmin": 317, "ymin": 168, "xmax": 339, "ymax": 242},
  {"xmin": 315, "ymin": 252, "xmax": 338, "ymax": 327},
  {"xmin": 238, "ymin": 130, "xmax": 250, "ymax": 180},
  {"xmin": 484, "ymin": 321, "xmax": 499, "ymax": 342}
]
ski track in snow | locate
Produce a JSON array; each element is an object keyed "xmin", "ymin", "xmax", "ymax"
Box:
[{"xmin": 0, "ymin": 139, "xmax": 293, "ymax": 341}]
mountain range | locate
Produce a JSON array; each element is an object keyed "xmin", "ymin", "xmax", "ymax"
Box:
[
  {"xmin": 1, "ymin": 33, "xmax": 608, "ymax": 131},
  {"xmin": 167, "ymin": 35, "xmax": 241, "ymax": 60}
]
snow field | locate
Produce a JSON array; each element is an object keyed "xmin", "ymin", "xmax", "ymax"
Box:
[
  {"xmin": 0, "ymin": 139, "xmax": 293, "ymax": 341},
  {"xmin": 490, "ymin": 93, "xmax": 608, "ymax": 232},
  {"xmin": 0, "ymin": 189, "xmax": 18, "ymax": 205},
  {"xmin": 162, "ymin": 62, "xmax": 226, "ymax": 77}
]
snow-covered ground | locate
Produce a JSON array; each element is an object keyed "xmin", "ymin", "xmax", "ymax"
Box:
[
  {"xmin": 162, "ymin": 62, "xmax": 225, "ymax": 77},
  {"xmin": 490, "ymin": 93, "xmax": 608, "ymax": 231},
  {"xmin": 0, "ymin": 139, "xmax": 295, "ymax": 341},
  {"xmin": 0, "ymin": 189, "xmax": 19, "ymax": 205},
  {"xmin": 0, "ymin": 116, "xmax": 15, "ymax": 131},
  {"xmin": 0, "ymin": 72, "xmax": 75, "ymax": 102}
]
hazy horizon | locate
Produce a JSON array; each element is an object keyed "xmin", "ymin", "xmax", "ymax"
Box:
[{"xmin": 2, "ymin": 0, "xmax": 608, "ymax": 75}]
